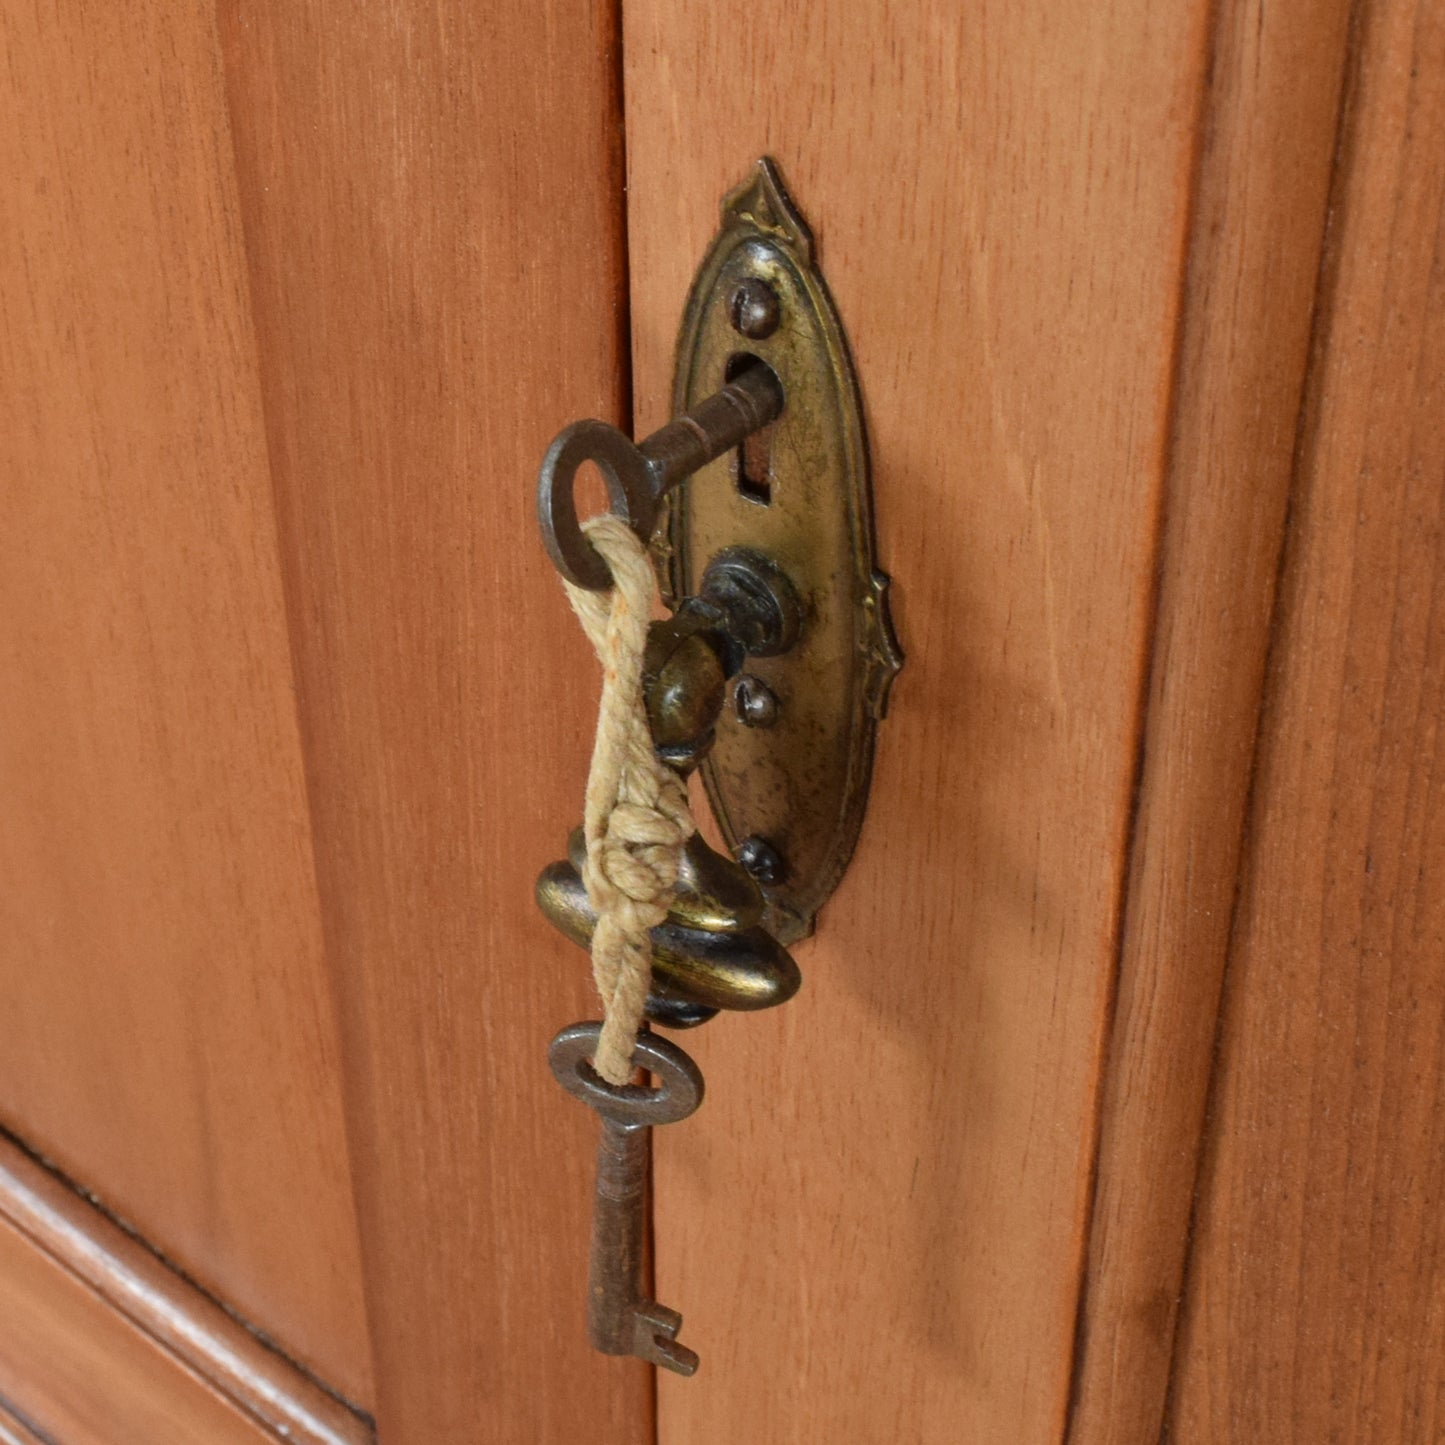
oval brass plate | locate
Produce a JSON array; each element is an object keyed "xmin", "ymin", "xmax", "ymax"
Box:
[{"xmin": 664, "ymin": 158, "xmax": 901, "ymax": 944}]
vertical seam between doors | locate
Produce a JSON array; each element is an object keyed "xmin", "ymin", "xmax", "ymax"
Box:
[
  {"xmin": 1059, "ymin": 0, "xmax": 1225, "ymax": 1436},
  {"xmin": 1152, "ymin": 0, "xmax": 1371, "ymax": 1436}
]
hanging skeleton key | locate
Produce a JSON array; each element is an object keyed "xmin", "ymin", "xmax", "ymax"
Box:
[
  {"xmin": 536, "ymin": 388, "xmax": 806, "ymax": 1375},
  {"xmin": 548, "ymin": 1021, "xmax": 705, "ymax": 1376},
  {"xmin": 536, "ymin": 159, "xmax": 899, "ymax": 1378}
]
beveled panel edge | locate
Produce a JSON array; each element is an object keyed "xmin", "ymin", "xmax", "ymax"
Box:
[
  {"xmin": 0, "ymin": 1132, "xmax": 373, "ymax": 1445},
  {"xmin": 0, "ymin": 1399, "xmax": 47, "ymax": 1445}
]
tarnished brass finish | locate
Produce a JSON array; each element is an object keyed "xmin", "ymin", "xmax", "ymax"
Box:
[
  {"xmin": 641, "ymin": 619, "xmax": 729, "ymax": 756},
  {"xmin": 535, "ymin": 829, "xmax": 800, "ymax": 1021},
  {"xmin": 696, "ymin": 546, "xmax": 801, "ymax": 657},
  {"xmin": 564, "ymin": 828, "xmax": 764, "ymax": 935},
  {"xmin": 640, "ymin": 548, "xmax": 801, "ymax": 765},
  {"xmin": 536, "ymin": 548, "xmax": 807, "ymax": 1026},
  {"xmin": 665, "ymin": 157, "xmax": 902, "ymax": 942}
]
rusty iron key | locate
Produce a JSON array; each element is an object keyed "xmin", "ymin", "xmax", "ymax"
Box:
[{"xmin": 548, "ymin": 1022, "xmax": 705, "ymax": 1375}]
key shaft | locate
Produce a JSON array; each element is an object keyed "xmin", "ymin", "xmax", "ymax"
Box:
[
  {"xmin": 588, "ymin": 1119, "xmax": 648, "ymax": 1354},
  {"xmin": 590, "ymin": 1120, "xmax": 696, "ymax": 1374},
  {"xmin": 536, "ymin": 362, "xmax": 784, "ymax": 591}
]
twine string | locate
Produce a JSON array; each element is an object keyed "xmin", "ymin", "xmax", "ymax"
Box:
[{"xmin": 561, "ymin": 515, "xmax": 695, "ymax": 1085}]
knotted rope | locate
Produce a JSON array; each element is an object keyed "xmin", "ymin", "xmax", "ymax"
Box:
[{"xmin": 562, "ymin": 515, "xmax": 695, "ymax": 1085}]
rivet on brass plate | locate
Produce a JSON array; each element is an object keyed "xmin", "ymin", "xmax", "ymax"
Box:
[{"xmin": 664, "ymin": 157, "xmax": 902, "ymax": 944}]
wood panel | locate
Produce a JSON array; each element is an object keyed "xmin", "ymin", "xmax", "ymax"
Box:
[
  {"xmin": 1169, "ymin": 0, "xmax": 1445, "ymax": 1438},
  {"xmin": 213, "ymin": 2, "xmax": 646, "ymax": 1440},
  {"xmin": 0, "ymin": 1, "xmax": 370, "ymax": 1400},
  {"xmin": 624, "ymin": 5, "xmax": 1219, "ymax": 1439},
  {"xmin": 0, "ymin": 1136, "xmax": 371, "ymax": 1445},
  {"xmin": 1063, "ymin": 1, "xmax": 1355, "ymax": 1439}
]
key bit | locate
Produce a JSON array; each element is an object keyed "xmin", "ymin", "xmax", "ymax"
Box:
[{"xmin": 549, "ymin": 1022, "xmax": 705, "ymax": 1375}]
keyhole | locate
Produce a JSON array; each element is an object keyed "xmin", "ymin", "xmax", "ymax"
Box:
[{"xmin": 727, "ymin": 353, "xmax": 778, "ymax": 506}]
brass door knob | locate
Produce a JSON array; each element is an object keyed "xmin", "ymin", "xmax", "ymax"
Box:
[{"xmin": 536, "ymin": 828, "xmax": 800, "ymax": 1027}]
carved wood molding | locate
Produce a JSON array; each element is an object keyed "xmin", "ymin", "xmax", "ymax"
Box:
[{"xmin": 0, "ymin": 1134, "xmax": 373, "ymax": 1445}]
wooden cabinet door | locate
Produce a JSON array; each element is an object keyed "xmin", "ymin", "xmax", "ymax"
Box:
[
  {"xmin": 2, "ymin": 1, "xmax": 1441, "ymax": 1443},
  {"xmin": 0, "ymin": 2, "xmax": 634, "ymax": 1440}
]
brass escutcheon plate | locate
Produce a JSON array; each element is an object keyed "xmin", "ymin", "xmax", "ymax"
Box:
[{"xmin": 663, "ymin": 157, "xmax": 902, "ymax": 944}]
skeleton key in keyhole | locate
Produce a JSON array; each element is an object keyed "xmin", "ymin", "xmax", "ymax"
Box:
[{"xmin": 548, "ymin": 1022, "xmax": 705, "ymax": 1375}]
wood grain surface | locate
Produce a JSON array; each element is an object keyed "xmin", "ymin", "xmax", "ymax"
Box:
[
  {"xmin": 8, "ymin": 2, "xmax": 1437, "ymax": 1439},
  {"xmin": 213, "ymin": 2, "xmax": 648, "ymax": 1440},
  {"xmin": 623, "ymin": 4, "xmax": 1225, "ymax": 1439},
  {"xmin": 1062, "ymin": 1, "xmax": 1355, "ymax": 1439},
  {"xmin": 0, "ymin": 2, "xmax": 370, "ymax": 1400},
  {"xmin": 1168, "ymin": 0, "xmax": 1445, "ymax": 1438},
  {"xmin": 0, "ymin": 1135, "xmax": 371, "ymax": 1445}
]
